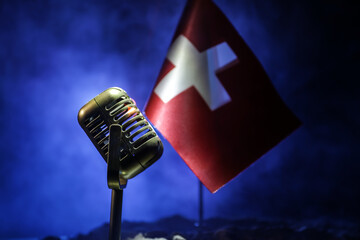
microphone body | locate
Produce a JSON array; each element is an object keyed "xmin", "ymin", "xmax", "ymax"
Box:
[{"xmin": 78, "ymin": 87, "xmax": 163, "ymax": 180}]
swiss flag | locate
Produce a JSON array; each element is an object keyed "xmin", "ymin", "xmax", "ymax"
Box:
[{"xmin": 145, "ymin": 0, "xmax": 301, "ymax": 193}]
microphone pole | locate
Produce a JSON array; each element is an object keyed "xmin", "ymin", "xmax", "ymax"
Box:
[{"xmin": 109, "ymin": 189, "xmax": 123, "ymax": 240}]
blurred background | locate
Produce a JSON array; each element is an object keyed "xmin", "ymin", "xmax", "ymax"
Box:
[{"xmin": 0, "ymin": 0, "xmax": 359, "ymax": 238}]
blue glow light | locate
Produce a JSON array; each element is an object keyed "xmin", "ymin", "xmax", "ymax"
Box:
[{"xmin": 0, "ymin": 0, "xmax": 358, "ymax": 238}]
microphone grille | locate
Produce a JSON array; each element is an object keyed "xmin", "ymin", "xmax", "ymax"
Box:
[
  {"xmin": 105, "ymin": 95, "xmax": 157, "ymax": 149},
  {"xmin": 82, "ymin": 112, "xmax": 110, "ymax": 158},
  {"xmin": 78, "ymin": 87, "xmax": 163, "ymax": 179}
]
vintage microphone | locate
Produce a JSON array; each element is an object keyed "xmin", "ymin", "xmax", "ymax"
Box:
[{"xmin": 78, "ymin": 87, "xmax": 163, "ymax": 240}]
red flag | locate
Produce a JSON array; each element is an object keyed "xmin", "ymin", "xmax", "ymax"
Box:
[{"xmin": 144, "ymin": 0, "xmax": 300, "ymax": 193}]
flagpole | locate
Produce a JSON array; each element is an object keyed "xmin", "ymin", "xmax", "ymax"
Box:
[{"xmin": 198, "ymin": 179, "xmax": 204, "ymax": 232}]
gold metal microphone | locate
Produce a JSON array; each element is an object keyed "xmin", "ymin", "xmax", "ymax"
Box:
[
  {"xmin": 78, "ymin": 87, "xmax": 163, "ymax": 240},
  {"xmin": 78, "ymin": 87, "xmax": 163, "ymax": 181}
]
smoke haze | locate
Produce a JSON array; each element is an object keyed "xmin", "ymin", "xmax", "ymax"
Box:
[{"xmin": 0, "ymin": 0, "xmax": 359, "ymax": 238}]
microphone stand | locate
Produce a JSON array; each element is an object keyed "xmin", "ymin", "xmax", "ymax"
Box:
[
  {"xmin": 109, "ymin": 189, "xmax": 123, "ymax": 240},
  {"xmin": 107, "ymin": 124, "xmax": 127, "ymax": 240}
]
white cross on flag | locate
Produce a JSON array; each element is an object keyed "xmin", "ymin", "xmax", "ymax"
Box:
[{"xmin": 145, "ymin": 0, "xmax": 300, "ymax": 193}]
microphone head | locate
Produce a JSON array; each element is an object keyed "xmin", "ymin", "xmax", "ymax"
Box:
[{"xmin": 78, "ymin": 87, "xmax": 163, "ymax": 180}]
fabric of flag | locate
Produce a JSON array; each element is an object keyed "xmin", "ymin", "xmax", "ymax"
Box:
[{"xmin": 144, "ymin": 0, "xmax": 301, "ymax": 193}]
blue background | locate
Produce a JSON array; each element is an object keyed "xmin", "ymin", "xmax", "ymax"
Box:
[{"xmin": 0, "ymin": 0, "xmax": 359, "ymax": 238}]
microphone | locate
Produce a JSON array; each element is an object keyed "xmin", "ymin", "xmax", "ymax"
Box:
[
  {"xmin": 78, "ymin": 87, "xmax": 163, "ymax": 180},
  {"xmin": 78, "ymin": 87, "xmax": 164, "ymax": 240}
]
